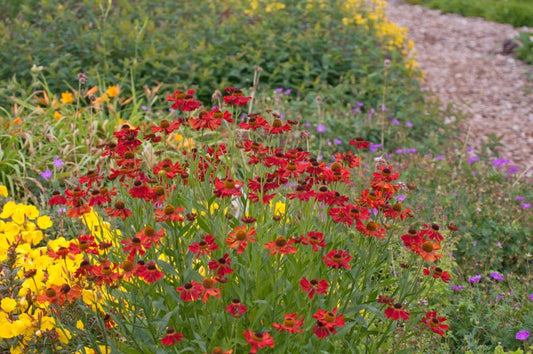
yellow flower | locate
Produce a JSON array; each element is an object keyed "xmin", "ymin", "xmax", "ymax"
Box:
[
  {"xmin": 0, "ymin": 185, "xmax": 7, "ymax": 197},
  {"xmin": 1, "ymin": 298, "xmax": 17, "ymax": 313},
  {"xmin": 54, "ymin": 111, "xmax": 63, "ymax": 120},
  {"xmin": 37, "ymin": 215, "xmax": 52, "ymax": 230},
  {"xmin": 60, "ymin": 91, "xmax": 74, "ymax": 104},
  {"xmin": 76, "ymin": 320, "xmax": 84, "ymax": 330},
  {"xmin": 24, "ymin": 205, "xmax": 39, "ymax": 220},
  {"xmin": 106, "ymin": 85, "xmax": 119, "ymax": 98},
  {"xmin": 0, "ymin": 201, "xmax": 17, "ymax": 219}
]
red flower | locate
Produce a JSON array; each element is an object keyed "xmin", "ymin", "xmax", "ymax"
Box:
[
  {"xmin": 225, "ymin": 298, "xmax": 248, "ymax": 318},
  {"xmin": 312, "ymin": 308, "xmax": 345, "ymax": 331},
  {"xmin": 300, "ymin": 277, "xmax": 328, "ymax": 299},
  {"xmin": 214, "ymin": 177, "xmax": 242, "ymax": 198},
  {"xmin": 371, "ymin": 166, "xmax": 400, "ymax": 195},
  {"xmin": 190, "ymin": 109, "xmax": 231, "ymax": 131},
  {"xmin": 106, "ymin": 200, "xmax": 133, "ymax": 220},
  {"xmin": 167, "ymin": 89, "xmax": 201, "ymax": 111},
  {"xmin": 208, "ymin": 254, "xmax": 233, "ymax": 277},
  {"xmin": 423, "ymin": 266, "xmax": 451, "ymax": 283},
  {"xmin": 300, "ymin": 231, "xmax": 326, "ymax": 252},
  {"xmin": 243, "ymin": 330, "xmax": 275, "ymax": 353},
  {"xmin": 151, "ymin": 120, "xmax": 180, "ymax": 135},
  {"xmin": 377, "ymin": 295, "xmax": 394, "ymax": 305},
  {"xmin": 323, "ymin": 250, "xmax": 352, "ymax": 269},
  {"xmin": 419, "ymin": 223, "xmax": 444, "ymax": 242},
  {"xmin": 121, "ymin": 237, "xmax": 146, "ymax": 259},
  {"xmin": 161, "ymin": 328, "xmax": 184, "ymax": 346},
  {"xmin": 266, "ymin": 118, "xmax": 291, "ymax": 135},
  {"xmin": 155, "ymin": 205, "xmax": 185, "ymax": 223},
  {"xmin": 153, "ymin": 159, "xmax": 185, "ymax": 179},
  {"xmin": 103, "ymin": 314, "xmax": 116, "ymax": 329},
  {"xmin": 421, "ymin": 311, "xmax": 449, "ymax": 337},
  {"xmin": 223, "ymin": 87, "xmax": 251, "ymax": 107},
  {"xmin": 356, "ymin": 220, "xmax": 386, "ymax": 239},
  {"xmin": 272, "ymin": 313, "xmax": 304, "ymax": 333},
  {"xmin": 333, "ymin": 151, "xmax": 360, "ymax": 168},
  {"xmin": 176, "ymin": 281, "xmax": 204, "ymax": 301},
  {"xmin": 66, "ymin": 202, "xmax": 91, "ymax": 218},
  {"xmin": 349, "ymin": 137, "xmax": 370, "ymax": 148},
  {"xmin": 48, "ymin": 190, "xmax": 67, "ymax": 206},
  {"xmin": 137, "ymin": 261, "xmax": 164, "ymax": 283},
  {"xmin": 264, "ymin": 236, "xmax": 297, "ymax": 255},
  {"xmin": 413, "ymin": 239, "xmax": 442, "ymax": 262},
  {"xmin": 384, "ymin": 303, "xmax": 410, "ymax": 321},
  {"xmin": 79, "ymin": 168, "xmax": 104, "ymax": 187},
  {"xmin": 137, "ymin": 226, "xmax": 165, "ymax": 248},
  {"xmin": 312, "ymin": 320, "xmax": 335, "ymax": 338},
  {"xmin": 201, "ymin": 277, "xmax": 221, "ymax": 302},
  {"xmin": 226, "ymin": 225, "xmax": 257, "ymax": 254},
  {"xmin": 239, "ymin": 114, "xmax": 269, "ymax": 131},
  {"xmin": 69, "ymin": 234, "xmax": 99, "ymax": 255},
  {"xmin": 189, "ymin": 235, "xmax": 219, "ymax": 258}
]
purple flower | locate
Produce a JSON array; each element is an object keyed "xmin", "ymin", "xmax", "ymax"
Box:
[
  {"xmin": 507, "ymin": 166, "xmax": 519, "ymax": 175},
  {"xmin": 405, "ymin": 121, "xmax": 413, "ymax": 127},
  {"xmin": 435, "ymin": 155, "xmax": 445, "ymax": 161},
  {"xmin": 141, "ymin": 105, "xmax": 148, "ymax": 111},
  {"xmin": 333, "ymin": 139, "xmax": 342, "ymax": 145},
  {"xmin": 381, "ymin": 105, "xmax": 387, "ymax": 112},
  {"xmin": 368, "ymin": 108, "xmax": 375, "ymax": 118},
  {"xmin": 471, "ymin": 171, "xmax": 478, "ymax": 176},
  {"xmin": 274, "ymin": 88, "xmax": 284, "ymax": 94},
  {"xmin": 393, "ymin": 119, "xmax": 400, "ymax": 125},
  {"xmin": 468, "ymin": 275, "xmax": 481, "ymax": 283},
  {"xmin": 356, "ymin": 101, "xmax": 364, "ymax": 107},
  {"xmin": 395, "ymin": 149, "xmax": 404, "ymax": 154},
  {"xmin": 284, "ymin": 89, "xmax": 292, "ymax": 95},
  {"xmin": 466, "ymin": 146, "xmax": 475, "ymax": 152},
  {"xmin": 490, "ymin": 272, "xmax": 504, "ymax": 281},
  {"xmin": 529, "ymin": 293, "xmax": 533, "ymax": 302},
  {"xmin": 304, "ymin": 122, "xmax": 311, "ymax": 128},
  {"xmin": 497, "ymin": 242, "xmax": 502, "ymax": 248},
  {"xmin": 520, "ymin": 203, "xmax": 531, "ymax": 209},
  {"xmin": 468, "ymin": 156, "xmax": 479, "ymax": 164},
  {"xmin": 451, "ymin": 285, "xmax": 464, "ymax": 291},
  {"xmin": 57, "ymin": 207, "xmax": 67, "ymax": 214},
  {"xmin": 316, "ymin": 124, "xmax": 326, "ymax": 133},
  {"xmin": 516, "ymin": 331, "xmax": 530, "ymax": 341},
  {"xmin": 369, "ymin": 143, "xmax": 382, "ymax": 152},
  {"xmin": 41, "ymin": 170, "xmax": 52, "ymax": 180},
  {"xmin": 515, "ymin": 196, "xmax": 525, "ymax": 202},
  {"xmin": 395, "ymin": 194, "xmax": 406, "ymax": 202},
  {"xmin": 491, "ymin": 158, "xmax": 511, "ymax": 169},
  {"xmin": 407, "ymin": 148, "xmax": 417, "ymax": 154},
  {"xmin": 53, "ymin": 157, "xmax": 63, "ymax": 169},
  {"xmin": 386, "ymin": 154, "xmax": 392, "ymax": 160}
]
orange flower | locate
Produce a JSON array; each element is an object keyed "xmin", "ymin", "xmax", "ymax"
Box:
[{"xmin": 226, "ymin": 225, "xmax": 257, "ymax": 254}]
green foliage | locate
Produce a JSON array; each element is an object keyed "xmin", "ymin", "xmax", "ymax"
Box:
[
  {"xmin": 517, "ymin": 31, "xmax": 533, "ymax": 65},
  {"xmin": 405, "ymin": 0, "xmax": 533, "ymax": 27}
]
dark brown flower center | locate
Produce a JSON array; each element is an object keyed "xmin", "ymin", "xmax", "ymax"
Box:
[
  {"xmin": 163, "ymin": 205, "xmax": 175, "ymax": 215},
  {"xmin": 275, "ymin": 236, "xmax": 287, "ymax": 247},
  {"xmin": 46, "ymin": 287, "xmax": 56, "ymax": 298},
  {"xmin": 224, "ymin": 178, "xmax": 236, "ymax": 189},
  {"xmin": 422, "ymin": 241, "xmax": 434, "ymax": 253},
  {"xmin": 236, "ymin": 230, "xmax": 247, "ymax": 241},
  {"xmin": 115, "ymin": 200, "xmax": 125, "ymax": 210}
]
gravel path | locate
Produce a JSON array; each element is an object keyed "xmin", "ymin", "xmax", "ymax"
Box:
[{"xmin": 386, "ymin": 0, "xmax": 533, "ymax": 174}]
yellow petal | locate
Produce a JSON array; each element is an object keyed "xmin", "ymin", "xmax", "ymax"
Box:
[{"xmin": 1, "ymin": 298, "xmax": 17, "ymax": 313}]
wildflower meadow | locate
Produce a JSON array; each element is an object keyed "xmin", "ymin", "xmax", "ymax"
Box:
[{"xmin": 0, "ymin": 0, "xmax": 531, "ymax": 353}]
